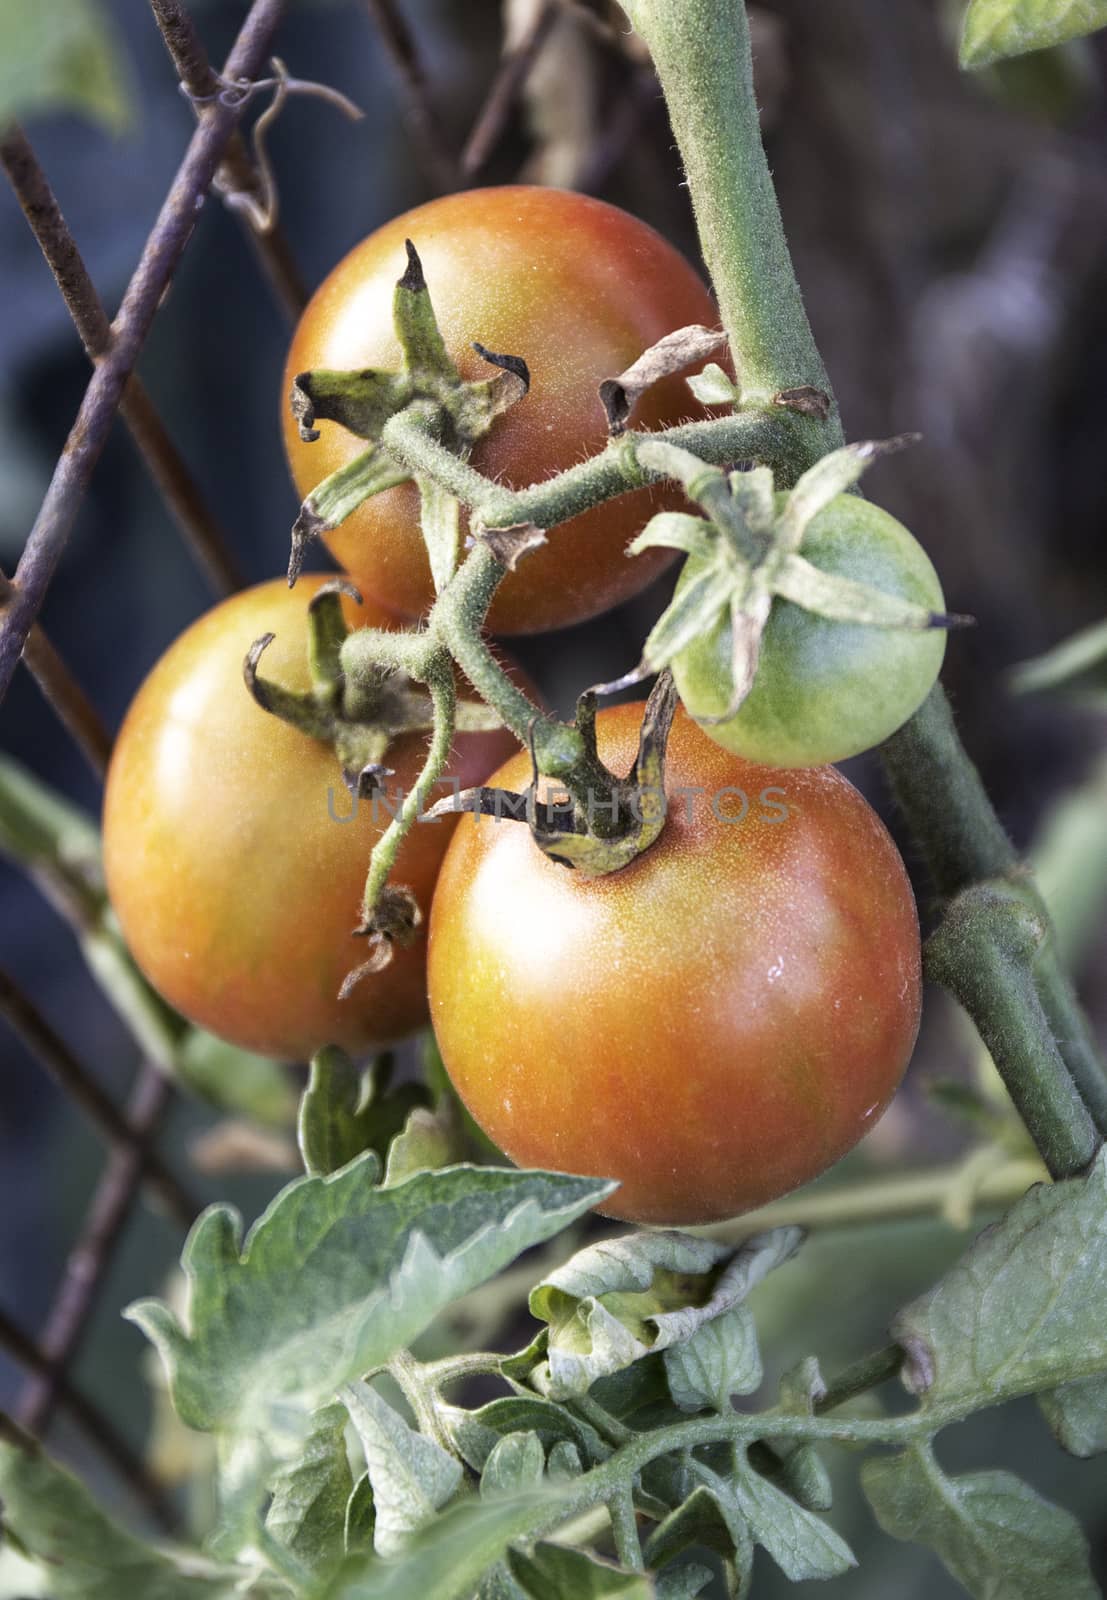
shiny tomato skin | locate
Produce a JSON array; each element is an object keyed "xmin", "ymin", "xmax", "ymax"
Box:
[
  {"xmin": 103, "ymin": 577, "xmax": 521, "ymax": 1062},
  {"xmin": 282, "ymin": 186, "xmax": 721, "ymax": 635},
  {"xmin": 673, "ymin": 496, "xmax": 947, "ymax": 768},
  {"xmin": 427, "ymin": 706, "xmax": 921, "ymax": 1225}
]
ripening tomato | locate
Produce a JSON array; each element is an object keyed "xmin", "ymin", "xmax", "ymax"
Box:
[
  {"xmin": 428, "ymin": 706, "xmax": 921, "ymax": 1225},
  {"xmin": 282, "ymin": 186, "xmax": 721, "ymax": 635},
  {"xmin": 673, "ymin": 496, "xmax": 947, "ymax": 767},
  {"xmin": 103, "ymin": 577, "xmax": 522, "ymax": 1062}
]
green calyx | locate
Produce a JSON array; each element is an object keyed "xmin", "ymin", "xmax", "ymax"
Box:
[
  {"xmin": 244, "ymin": 579, "xmax": 502, "ymax": 799},
  {"xmin": 609, "ymin": 437, "xmax": 969, "ymax": 721},
  {"xmin": 288, "ymin": 239, "xmax": 530, "ymax": 588}
]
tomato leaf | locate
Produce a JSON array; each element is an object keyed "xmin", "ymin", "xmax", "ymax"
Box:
[
  {"xmin": 1009, "ymin": 615, "xmax": 1107, "ymax": 704},
  {"xmin": 509, "ymin": 1541, "xmax": 655, "ymax": 1598},
  {"xmin": 440, "ymin": 1395, "xmax": 605, "ymax": 1474},
  {"xmin": 862, "ymin": 1443, "xmax": 1098, "ymax": 1598},
  {"xmin": 530, "ymin": 1227, "xmax": 801, "ymax": 1398},
  {"xmin": 960, "ymin": 0, "xmax": 1107, "ymax": 68},
  {"xmin": 645, "ymin": 1482, "xmax": 754, "ymax": 1589},
  {"xmin": 264, "ymin": 1402, "xmax": 352, "ymax": 1585},
  {"xmin": 664, "ymin": 1304, "xmax": 762, "ymax": 1413},
  {"xmin": 320, "ymin": 1491, "xmax": 560, "ymax": 1600},
  {"xmin": 1037, "ymin": 1377, "xmax": 1107, "ymax": 1458},
  {"xmin": 892, "ymin": 1148, "xmax": 1107, "ymax": 1407},
  {"xmin": 126, "ymin": 1161, "xmax": 613, "ymax": 1440},
  {"xmin": 0, "ymin": 0, "xmax": 132, "ymax": 132},
  {"xmin": 345, "ymin": 1474, "xmax": 376, "ymax": 1558},
  {"xmin": 341, "ymin": 1382, "xmax": 462, "ymax": 1555},
  {"xmin": 382, "ymin": 1103, "xmax": 465, "ymax": 1187},
  {"xmin": 0, "ymin": 1431, "xmax": 263, "ymax": 1598},
  {"xmin": 480, "ymin": 1432, "xmax": 547, "ymax": 1498},
  {"xmin": 299, "ymin": 1047, "xmax": 428, "ymax": 1179},
  {"xmin": 724, "ymin": 1455, "xmax": 855, "ymax": 1581},
  {"xmin": 687, "ymin": 362, "xmax": 741, "ymax": 407}
]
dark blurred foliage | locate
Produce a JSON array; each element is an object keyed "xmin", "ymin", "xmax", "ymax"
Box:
[{"xmin": 1, "ymin": 1, "xmax": 1106, "ymax": 1589}]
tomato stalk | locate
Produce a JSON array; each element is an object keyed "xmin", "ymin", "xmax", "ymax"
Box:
[{"xmin": 623, "ymin": 0, "xmax": 1106, "ymax": 1175}]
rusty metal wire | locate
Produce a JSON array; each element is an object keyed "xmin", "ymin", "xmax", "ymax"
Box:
[{"xmin": 0, "ymin": 0, "xmax": 611, "ymax": 1520}]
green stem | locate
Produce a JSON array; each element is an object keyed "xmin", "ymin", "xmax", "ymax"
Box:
[
  {"xmin": 607, "ymin": 1484, "xmax": 644, "ymax": 1570},
  {"xmin": 816, "ymin": 1345, "xmax": 903, "ymax": 1414},
  {"xmin": 362, "ymin": 666, "xmax": 457, "ymax": 917},
  {"xmin": 696, "ymin": 1154, "xmax": 1045, "ymax": 1238},
  {"xmin": 622, "ymin": 0, "xmax": 840, "ymax": 479},
  {"xmin": 926, "ymin": 883, "xmax": 1097, "ymax": 1179}
]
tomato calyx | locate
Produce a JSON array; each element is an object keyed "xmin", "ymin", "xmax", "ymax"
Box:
[
  {"xmin": 599, "ymin": 436, "xmax": 972, "ymax": 722},
  {"xmin": 244, "ymin": 579, "xmax": 502, "ymax": 799},
  {"xmin": 428, "ymin": 672, "xmax": 680, "ymax": 878},
  {"xmin": 340, "ymin": 883, "xmax": 424, "ymax": 995},
  {"xmin": 287, "ymin": 240, "xmax": 529, "ymax": 586}
]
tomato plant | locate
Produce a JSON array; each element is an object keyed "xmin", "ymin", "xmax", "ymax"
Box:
[
  {"xmin": 427, "ymin": 704, "xmax": 922, "ymax": 1225},
  {"xmin": 282, "ymin": 185, "xmax": 721, "ymax": 634},
  {"xmin": 671, "ymin": 494, "xmax": 948, "ymax": 768},
  {"xmin": 102, "ymin": 577, "xmax": 521, "ymax": 1062}
]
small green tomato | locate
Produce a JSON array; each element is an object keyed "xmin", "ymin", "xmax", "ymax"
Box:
[{"xmin": 672, "ymin": 496, "xmax": 947, "ymax": 767}]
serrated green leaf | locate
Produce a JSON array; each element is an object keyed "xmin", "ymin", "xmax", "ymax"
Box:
[
  {"xmin": 1037, "ymin": 1376, "xmax": 1107, "ymax": 1458},
  {"xmin": 320, "ymin": 1493, "xmax": 562, "ymax": 1600},
  {"xmin": 481, "ymin": 1433, "xmax": 546, "ymax": 1498},
  {"xmin": 893, "ymin": 1149, "xmax": 1107, "ymax": 1407},
  {"xmin": 341, "ymin": 1382, "xmax": 462, "ymax": 1556},
  {"xmin": 441, "ymin": 1396, "xmax": 604, "ymax": 1475},
  {"xmin": 509, "ymin": 1542, "xmax": 653, "ymax": 1599},
  {"xmin": 655, "ymin": 1564, "xmax": 713, "ymax": 1600},
  {"xmin": 664, "ymin": 1305, "xmax": 762, "ymax": 1413},
  {"xmin": 731, "ymin": 1455, "xmax": 855, "ymax": 1581},
  {"xmin": 862, "ymin": 1444, "xmax": 1098, "ymax": 1598},
  {"xmin": 0, "ymin": 0, "xmax": 132, "ymax": 132},
  {"xmin": 264, "ymin": 1403, "xmax": 352, "ymax": 1583},
  {"xmin": 0, "ymin": 1435, "xmax": 257, "ymax": 1598},
  {"xmin": 960, "ymin": 0, "xmax": 1107, "ymax": 68},
  {"xmin": 645, "ymin": 1483, "xmax": 753, "ymax": 1582},
  {"xmin": 127, "ymin": 1161, "xmax": 612, "ymax": 1441},
  {"xmin": 532, "ymin": 1229, "xmax": 801, "ymax": 1400},
  {"xmin": 299, "ymin": 1048, "xmax": 428, "ymax": 1178}
]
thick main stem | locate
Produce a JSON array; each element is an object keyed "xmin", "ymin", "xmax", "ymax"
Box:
[{"xmin": 622, "ymin": 0, "xmax": 840, "ymax": 480}]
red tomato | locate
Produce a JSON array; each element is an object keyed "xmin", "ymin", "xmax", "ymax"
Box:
[
  {"xmin": 282, "ymin": 186, "xmax": 721, "ymax": 635},
  {"xmin": 103, "ymin": 577, "xmax": 522, "ymax": 1062},
  {"xmin": 428, "ymin": 706, "xmax": 921, "ymax": 1224}
]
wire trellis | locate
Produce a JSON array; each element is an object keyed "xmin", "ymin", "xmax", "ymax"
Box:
[{"xmin": 0, "ymin": 0, "xmax": 628, "ymax": 1537}]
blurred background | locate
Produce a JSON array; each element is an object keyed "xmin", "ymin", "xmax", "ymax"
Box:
[{"xmin": 1, "ymin": 1, "xmax": 1106, "ymax": 1593}]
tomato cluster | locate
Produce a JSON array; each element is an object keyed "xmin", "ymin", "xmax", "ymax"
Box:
[{"xmin": 103, "ymin": 186, "xmax": 942, "ymax": 1225}]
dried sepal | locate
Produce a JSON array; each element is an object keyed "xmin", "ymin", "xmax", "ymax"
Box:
[
  {"xmin": 341, "ymin": 884, "xmax": 424, "ymax": 991},
  {"xmin": 600, "ymin": 324, "xmax": 728, "ymax": 435},
  {"xmin": 773, "ymin": 385, "xmax": 832, "ymax": 420},
  {"xmin": 474, "ymin": 521, "xmax": 548, "ymax": 571}
]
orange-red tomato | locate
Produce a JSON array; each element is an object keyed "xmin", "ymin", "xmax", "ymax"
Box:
[
  {"xmin": 428, "ymin": 706, "xmax": 922, "ymax": 1225},
  {"xmin": 282, "ymin": 186, "xmax": 721, "ymax": 635},
  {"xmin": 103, "ymin": 577, "xmax": 521, "ymax": 1062}
]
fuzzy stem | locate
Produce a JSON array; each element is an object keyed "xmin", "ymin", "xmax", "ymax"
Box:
[
  {"xmin": 608, "ymin": 1484, "xmax": 645, "ymax": 1570},
  {"xmin": 621, "ymin": 0, "xmax": 840, "ymax": 480},
  {"xmin": 926, "ymin": 883, "xmax": 1098, "ymax": 1179}
]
